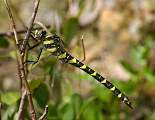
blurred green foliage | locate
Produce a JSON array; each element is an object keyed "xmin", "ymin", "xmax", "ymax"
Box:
[
  {"xmin": 63, "ymin": 17, "xmax": 79, "ymax": 46},
  {"xmin": 0, "ymin": 36, "xmax": 9, "ymax": 48},
  {"xmin": 1, "ymin": 92, "xmax": 20, "ymax": 105}
]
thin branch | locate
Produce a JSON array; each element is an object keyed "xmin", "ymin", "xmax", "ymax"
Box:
[
  {"xmin": 18, "ymin": 0, "xmax": 41, "ymax": 119},
  {"xmin": 4, "ymin": 0, "xmax": 26, "ymax": 120},
  {"xmin": 81, "ymin": 35, "xmax": 86, "ymax": 62},
  {"xmin": 4, "ymin": 0, "xmax": 41, "ymax": 120},
  {"xmin": 0, "ymin": 103, "xmax": 2, "ymax": 120},
  {"xmin": 9, "ymin": 0, "xmax": 27, "ymax": 29},
  {"xmin": 18, "ymin": 55, "xmax": 36, "ymax": 120},
  {"xmin": 0, "ymin": 25, "xmax": 50, "ymax": 37},
  {"xmin": 38, "ymin": 105, "xmax": 48, "ymax": 120},
  {"xmin": 3, "ymin": 0, "xmax": 22, "ymax": 90},
  {"xmin": 17, "ymin": 90, "xmax": 27, "ymax": 120},
  {"xmin": 4, "ymin": 0, "xmax": 19, "ymax": 45},
  {"xmin": 4, "ymin": 0, "xmax": 25, "ymax": 119}
]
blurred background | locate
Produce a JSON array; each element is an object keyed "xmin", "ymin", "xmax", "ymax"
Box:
[{"xmin": 0, "ymin": 0, "xmax": 155, "ymax": 119}]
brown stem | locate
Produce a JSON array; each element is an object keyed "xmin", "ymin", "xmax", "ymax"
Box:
[
  {"xmin": 17, "ymin": 90, "xmax": 27, "ymax": 120},
  {"xmin": 9, "ymin": 0, "xmax": 27, "ymax": 29},
  {"xmin": 4, "ymin": 0, "xmax": 25, "ymax": 119},
  {"xmin": 19, "ymin": 0, "xmax": 41, "ymax": 119},
  {"xmin": 0, "ymin": 25, "xmax": 50, "ymax": 37},
  {"xmin": 81, "ymin": 35, "xmax": 86, "ymax": 62},
  {"xmin": 4, "ymin": 0, "xmax": 41, "ymax": 120},
  {"xmin": 38, "ymin": 105, "xmax": 48, "ymax": 120},
  {"xmin": 0, "ymin": 103, "xmax": 2, "ymax": 120}
]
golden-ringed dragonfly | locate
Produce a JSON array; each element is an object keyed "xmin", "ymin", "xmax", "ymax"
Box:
[{"xmin": 28, "ymin": 30, "xmax": 133, "ymax": 109}]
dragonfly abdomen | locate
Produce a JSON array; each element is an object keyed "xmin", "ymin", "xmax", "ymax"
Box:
[{"xmin": 57, "ymin": 50, "xmax": 133, "ymax": 109}]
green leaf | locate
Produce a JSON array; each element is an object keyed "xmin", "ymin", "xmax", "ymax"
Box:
[
  {"xmin": 2, "ymin": 105, "xmax": 17, "ymax": 120},
  {"xmin": 1, "ymin": 92, "xmax": 20, "ymax": 105},
  {"xmin": 47, "ymin": 104, "xmax": 59, "ymax": 120},
  {"xmin": 113, "ymin": 80, "xmax": 136, "ymax": 94},
  {"xmin": 77, "ymin": 96, "xmax": 96, "ymax": 119},
  {"xmin": 93, "ymin": 85, "xmax": 110, "ymax": 103},
  {"xmin": 70, "ymin": 94, "xmax": 83, "ymax": 118},
  {"xmin": 82, "ymin": 103, "xmax": 103, "ymax": 120},
  {"xmin": 121, "ymin": 61, "xmax": 137, "ymax": 74},
  {"xmin": 9, "ymin": 51, "xmax": 17, "ymax": 60},
  {"xmin": 29, "ymin": 79, "xmax": 43, "ymax": 92},
  {"xmin": 143, "ymin": 67, "xmax": 155, "ymax": 83},
  {"xmin": 34, "ymin": 83, "xmax": 49, "ymax": 108},
  {"xmin": 130, "ymin": 45, "xmax": 147, "ymax": 67},
  {"xmin": 58, "ymin": 94, "xmax": 82, "ymax": 120},
  {"xmin": 43, "ymin": 58, "xmax": 57, "ymax": 75},
  {"xmin": 67, "ymin": 71, "xmax": 92, "ymax": 81},
  {"xmin": 61, "ymin": 103, "xmax": 74, "ymax": 120},
  {"xmin": 63, "ymin": 17, "xmax": 78, "ymax": 46},
  {"xmin": 0, "ymin": 36, "xmax": 9, "ymax": 48}
]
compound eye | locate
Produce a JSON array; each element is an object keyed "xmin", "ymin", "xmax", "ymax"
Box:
[
  {"xmin": 41, "ymin": 30, "xmax": 46, "ymax": 36},
  {"xmin": 40, "ymin": 30, "xmax": 46, "ymax": 38},
  {"xmin": 37, "ymin": 30, "xmax": 46, "ymax": 40}
]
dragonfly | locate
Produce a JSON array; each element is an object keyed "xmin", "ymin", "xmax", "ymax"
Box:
[{"xmin": 28, "ymin": 30, "xmax": 133, "ymax": 109}]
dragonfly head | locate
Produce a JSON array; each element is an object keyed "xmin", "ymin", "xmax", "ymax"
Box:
[{"xmin": 33, "ymin": 30, "xmax": 47, "ymax": 41}]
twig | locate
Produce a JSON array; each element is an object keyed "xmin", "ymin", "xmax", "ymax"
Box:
[
  {"xmin": 0, "ymin": 25, "xmax": 50, "ymax": 37},
  {"xmin": 18, "ymin": 0, "xmax": 41, "ymax": 119},
  {"xmin": 0, "ymin": 103, "xmax": 2, "ymax": 120},
  {"xmin": 9, "ymin": 0, "xmax": 27, "ymax": 29},
  {"xmin": 19, "ymin": 0, "xmax": 41, "ymax": 119},
  {"xmin": 4, "ymin": 0, "xmax": 41, "ymax": 120},
  {"xmin": 4, "ymin": 0, "xmax": 26, "ymax": 119},
  {"xmin": 17, "ymin": 90, "xmax": 27, "ymax": 120},
  {"xmin": 81, "ymin": 35, "xmax": 86, "ymax": 62},
  {"xmin": 4, "ymin": 0, "xmax": 27, "ymax": 119},
  {"xmin": 4, "ymin": 0, "xmax": 19, "ymax": 45},
  {"xmin": 38, "ymin": 105, "xmax": 48, "ymax": 120}
]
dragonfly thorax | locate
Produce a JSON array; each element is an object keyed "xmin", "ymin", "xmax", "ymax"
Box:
[
  {"xmin": 45, "ymin": 34, "xmax": 64, "ymax": 48},
  {"xmin": 43, "ymin": 34, "xmax": 64, "ymax": 54}
]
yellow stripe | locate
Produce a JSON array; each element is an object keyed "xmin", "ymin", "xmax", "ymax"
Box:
[
  {"xmin": 47, "ymin": 48, "xmax": 57, "ymax": 52},
  {"xmin": 58, "ymin": 52, "xmax": 66, "ymax": 59},
  {"xmin": 123, "ymin": 97, "xmax": 128, "ymax": 101},
  {"xmin": 80, "ymin": 65, "xmax": 87, "ymax": 69},
  {"xmin": 43, "ymin": 40, "xmax": 54, "ymax": 44},
  {"xmin": 67, "ymin": 56, "xmax": 70, "ymax": 59},
  {"xmin": 101, "ymin": 79, "xmax": 107, "ymax": 84},
  {"xmin": 118, "ymin": 93, "xmax": 122, "ymax": 98},
  {"xmin": 91, "ymin": 72, "xmax": 97, "ymax": 76},
  {"xmin": 110, "ymin": 87, "xmax": 115, "ymax": 91},
  {"xmin": 68, "ymin": 58, "xmax": 77, "ymax": 63}
]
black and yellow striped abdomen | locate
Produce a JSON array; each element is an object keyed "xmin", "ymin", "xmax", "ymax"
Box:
[{"xmin": 57, "ymin": 51, "xmax": 133, "ymax": 109}]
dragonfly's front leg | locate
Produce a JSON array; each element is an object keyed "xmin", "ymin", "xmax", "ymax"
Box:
[{"xmin": 26, "ymin": 47, "xmax": 43, "ymax": 65}]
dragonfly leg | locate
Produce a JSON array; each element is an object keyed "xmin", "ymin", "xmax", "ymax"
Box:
[
  {"xmin": 26, "ymin": 47, "xmax": 43, "ymax": 65},
  {"xmin": 80, "ymin": 35, "xmax": 86, "ymax": 62},
  {"xmin": 28, "ymin": 43, "xmax": 41, "ymax": 50}
]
